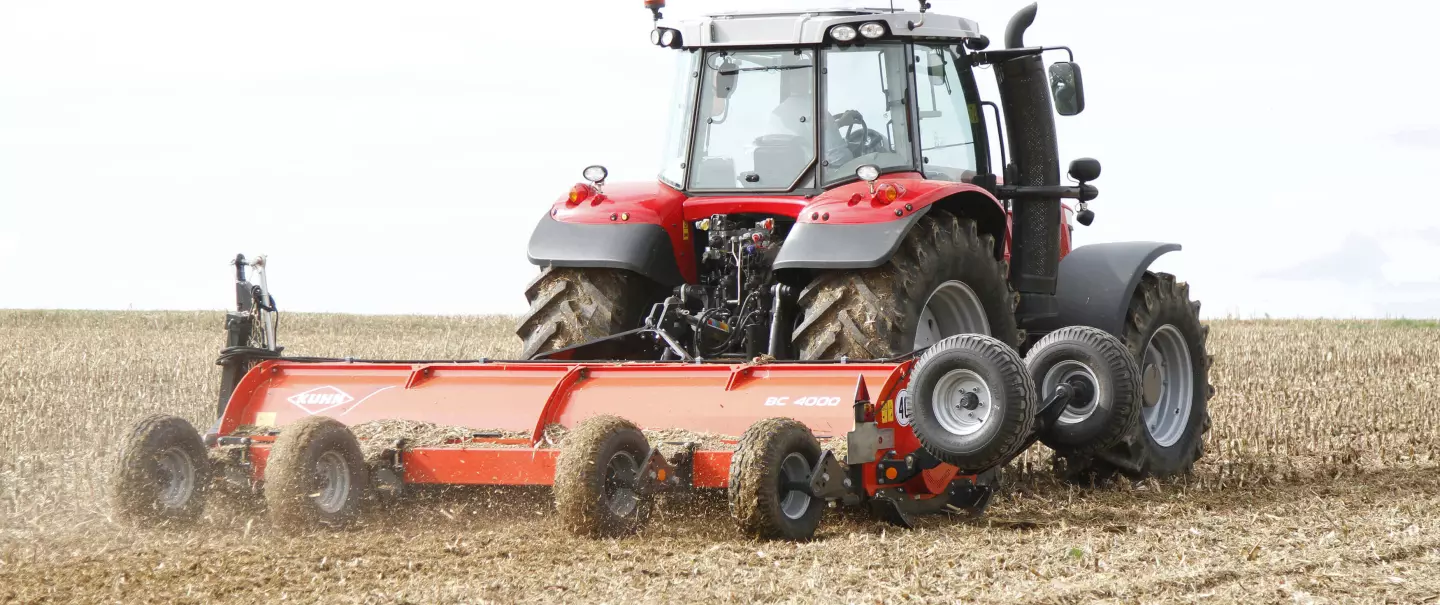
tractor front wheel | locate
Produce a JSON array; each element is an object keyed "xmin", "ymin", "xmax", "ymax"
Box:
[
  {"xmin": 792, "ymin": 211, "xmax": 1019, "ymax": 360},
  {"xmin": 1071, "ymin": 272, "xmax": 1213, "ymax": 480}
]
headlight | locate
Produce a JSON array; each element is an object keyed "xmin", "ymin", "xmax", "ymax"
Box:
[
  {"xmin": 583, "ymin": 165, "xmax": 609, "ymax": 184},
  {"xmin": 650, "ymin": 29, "xmax": 663, "ymax": 45},
  {"xmin": 858, "ymin": 22, "xmax": 886, "ymax": 39},
  {"xmin": 660, "ymin": 28, "xmax": 679, "ymax": 47},
  {"xmin": 830, "ymin": 25, "xmax": 857, "ymax": 42},
  {"xmin": 856, "ymin": 165, "xmax": 880, "ymax": 182}
]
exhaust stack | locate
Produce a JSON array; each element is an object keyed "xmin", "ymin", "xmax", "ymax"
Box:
[{"xmin": 996, "ymin": 3, "xmax": 1062, "ymax": 302}]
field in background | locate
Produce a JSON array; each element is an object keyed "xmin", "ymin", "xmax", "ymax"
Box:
[{"xmin": 2, "ymin": 311, "xmax": 1439, "ymax": 603}]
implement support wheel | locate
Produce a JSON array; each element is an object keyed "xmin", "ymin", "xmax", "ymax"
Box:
[
  {"xmin": 264, "ymin": 416, "xmax": 369, "ymax": 529},
  {"xmin": 112, "ymin": 414, "xmax": 211, "ymax": 525},
  {"xmin": 907, "ymin": 334, "xmax": 1036, "ymax": 472},
  {"xmin": 729, "ymin": 418, "xmax": 825, "ymax": 541},
  {"xmin": 554, "ymin": 415, "xmax": 655, "ymax": 537},
  {"xmin": 1026, "ymin": 326, "xmax": 1142, "ymax": 455}
]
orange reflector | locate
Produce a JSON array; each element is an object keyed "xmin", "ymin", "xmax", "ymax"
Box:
[
  {"xmin": 884, "ymin": 467, "xmax": 898, "ymax": 480},
  {"xmin": 656, "ymin": 468, "xmax": 667, "ymax": 482}
]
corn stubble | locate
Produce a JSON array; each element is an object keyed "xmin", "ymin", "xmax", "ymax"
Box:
[{"xmin": 2, "ymin": 311, "xmax": 1439, "ymax": 603}]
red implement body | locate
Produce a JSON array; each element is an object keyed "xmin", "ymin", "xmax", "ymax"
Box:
[{"xmin": 217, "ymin": 358, "xmax": 950, "ymax": 496}]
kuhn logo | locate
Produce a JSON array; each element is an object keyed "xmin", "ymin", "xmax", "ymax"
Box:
[{"xmin": 286, "ymin": 386, "xmax": 354, "ymax": 415}]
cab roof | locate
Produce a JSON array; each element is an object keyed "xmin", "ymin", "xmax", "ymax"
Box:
[{"xmin": 659, "ymin": 7, "xmax": 982, "ymax": 48}]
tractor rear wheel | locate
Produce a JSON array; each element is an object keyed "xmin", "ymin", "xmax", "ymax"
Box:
[
  {"xmin": 792, "ymin": 211, "xmax": 1019, "ymax": 360},
  {"xmin": 1072, "ymin": 272, "xmax": 1213, "ymax": 480},
  {"xmin": 516, "ymin": 268, "xmax": 658, "ymax": 359}
]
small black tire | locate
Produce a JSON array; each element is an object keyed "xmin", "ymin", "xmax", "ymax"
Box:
[
  {"xmin": 264, "ymin": 416, "xmax": 369, "ymax": 529},
  {"xmin": 554, "ymin": 415, "xmax": 654, "ymax": 538},
  {"xmin": 728, "ymin": 418, "xmax": 825, "ymax": 541},
  {"xmin": 111, "ymin": 414, "xmax": 211, "ymax": 525},
  {"xmin": 1026, "ymin": 326, "xmax": 1141, "ymax": 455},
  {"xmin": 907, "ymin": 334, "xmax": 1036, "ymax": 472}
]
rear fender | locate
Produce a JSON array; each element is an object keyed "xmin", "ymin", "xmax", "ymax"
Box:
[
  {"xmin": 529, "ymin": 182, "xmax": 694, "ymax": 285},
  {"xmin": 773, "ymin": 180, "xmax": 1007, "ymax": 270},
  {"xmin": 1028, "ymin": 242, "xmax": 1181, "ymax": 337}
]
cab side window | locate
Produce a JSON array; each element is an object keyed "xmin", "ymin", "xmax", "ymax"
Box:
[{"xmin": 914, "ymin": 44, "xmax": 978, "ymax": 182}]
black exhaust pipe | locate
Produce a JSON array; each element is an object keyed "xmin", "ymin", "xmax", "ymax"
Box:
[{"xmin": 995, "ymin": 3, "xmax": 1062, "ymax": 304}]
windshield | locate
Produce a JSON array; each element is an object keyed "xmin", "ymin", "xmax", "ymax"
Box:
[
  {"xmin": 689, "ymin": 49, "xmax": 816, "ymax": 191},
  {"xmin": 819, "ymin": 43, "xmax": 914, "ymax": 185}
]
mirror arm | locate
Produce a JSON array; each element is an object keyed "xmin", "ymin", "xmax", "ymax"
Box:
[
  {"xmin": 996, "ymin": 184, "xmax": 1098, "ymax": 202},
  {"xmin": 969, "ymin": 45, "xmax": 1073, "ymax": 66}
]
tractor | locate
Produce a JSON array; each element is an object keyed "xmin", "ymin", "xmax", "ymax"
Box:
[
  {"xmin": 111, "ymin": 1, "xmax": 1214, "ymax": 541},
  {"xmin": 518, "ymin": 1, "xmax": 1212, "ymax": 478}
]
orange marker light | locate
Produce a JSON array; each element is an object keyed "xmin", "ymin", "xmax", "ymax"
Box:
[
  {"xmin": 656, "ymin": 468, "xmax": 667, "ymax": 482},
  {"xmin": 568, "ymin": 184, "xmax": 596, "ymax": 204},
  {"xmin": 884, "ymin": 467, "xmax": 898, "ymax": 480},
  {"xmin": 874, "ymin": 183, "xmax": 900, "ymax": 203}
]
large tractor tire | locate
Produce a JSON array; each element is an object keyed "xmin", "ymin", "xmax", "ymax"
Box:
[
  {"xmin": 516, "ymin": 267, "xmax": 657, "ymax": 359},
  {"xmin": 792, "ymin": 211, "xmax": 1019, "ymax": 360},
  {"xmin": 1075, "ymin": 272, "xmax": 1213, "ymax": 480}
]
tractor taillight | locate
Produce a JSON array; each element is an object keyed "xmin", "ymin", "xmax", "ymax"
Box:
[
  {"xmin": 874, "ymin": 183, "xmax": 900, "ymax": 203},
  {"xmin": 568, "ymin": 184, "xmax": 596, "ymax": 203}
]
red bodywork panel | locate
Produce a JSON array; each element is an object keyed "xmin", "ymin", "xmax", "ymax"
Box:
[
  {"xmin": 549, "ymin": 176, "xmax": 1072, "ymax": 282},
  {"xmin": 219, "ymin": 359, "xmax": 956, "ymax": 492}
]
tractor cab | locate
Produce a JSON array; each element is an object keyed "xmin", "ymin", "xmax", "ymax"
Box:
[{"xmin": 650, "ymin": 3, "xmax": 1081, "ymax": 196}]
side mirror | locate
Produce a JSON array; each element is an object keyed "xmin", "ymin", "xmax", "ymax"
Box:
[
  {"xmin": 1068, "ymin": 157, "xmax": 1100, "ymax": 183},
  {"xmin": 1048, "ymin": 62, "xmax": 1085, "ymax": 116}
]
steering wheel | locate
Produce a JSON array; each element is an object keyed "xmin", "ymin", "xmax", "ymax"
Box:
[{"xmin": 840, "ymin": 114, "xmax": 887, "ymax": 157}]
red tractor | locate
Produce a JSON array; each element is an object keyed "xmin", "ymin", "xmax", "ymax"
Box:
[{"xmin": 518, "ymin": 1, "xmax": 1212, "ymax": 479}]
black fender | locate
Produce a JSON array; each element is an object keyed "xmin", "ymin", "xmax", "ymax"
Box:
[
  {"xmin": 772, "ymin": 206, "xmax": 931, "ymax": 270},
  {"xmin": 1032, "ymin": 242, "xmax": 1181, "ymax": 337},
  {"xmin": 526, "ymin": 215, "xmax": 684, "ymax": 286}
]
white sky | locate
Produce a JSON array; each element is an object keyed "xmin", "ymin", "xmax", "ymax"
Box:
[{"xmin": 3, "ymin": 0, "xmax": 1438, "ymax": 318}]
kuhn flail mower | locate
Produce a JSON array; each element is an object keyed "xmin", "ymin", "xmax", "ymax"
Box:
[{"xmin": 114, "ymin": 1, "xmax": 1212, "ymax": 540}]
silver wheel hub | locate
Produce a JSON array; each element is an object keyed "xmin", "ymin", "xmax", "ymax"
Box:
[
  {"xmin": 156, "ymin": 447, "xmax": 196, "ymax": 510},
  {"xmin": 914, "ymin": 281, "xmax": 990, "ymax": 350},
  {"xmin": 314, "ymin": 451, "xmax": 351, "ymax": 514},
  {"xmin": 1141, "ymin": 324, "xmax": 1194, "ymax": 447},
  {"xmin": 931, "ymin": 369, "xmax": 994, "ymax": 436},
  {"xmin": 604, "ymin": 451, "xmax": 640, "ymax": 518},
  {"xmin": 778, "ymin": 452, "xmax": 812, "ymax": 520},
  {"xmin": 1043, "ymin": 361, "xmax": 1103, "ymax": 425}
]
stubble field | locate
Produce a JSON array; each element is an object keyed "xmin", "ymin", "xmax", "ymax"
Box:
[{"xmin": 2, "ymin": 310, "xmax": 1439, "ymax": 604}]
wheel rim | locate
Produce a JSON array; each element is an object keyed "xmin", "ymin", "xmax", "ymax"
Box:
[
  {"xmin": 931, "ymin": 369, "xmax": 994, "ymax": 436},
  {"xmin": 155, "ymin": 447, "xmax": 196, "ymax": 510},
  {"xmin": 1141, "ymin": 324, "xmax": 1194, "ymax": 447},
  {"xmin": 778, "ymin": 452, "xmax": 812, "ymax": 520},
  {"xmin": 604, "ymin": 451, "xmax": 641, "ymax": 518},
  {"xmin": 1043, "ymin": 360, "xmax": 1103, "ymax": 425},
  {"xmin": 914, "ymin": 281, "xmax": 991, "ymax": 350},
  {"xmin": 314, "ymin": 451, "xmax": 351, "ymax": 514}
]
